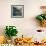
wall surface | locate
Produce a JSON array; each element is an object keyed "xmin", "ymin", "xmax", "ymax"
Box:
[{"xmin": 0, "ymin": 0, "xmax": 46, "ymax": 41}]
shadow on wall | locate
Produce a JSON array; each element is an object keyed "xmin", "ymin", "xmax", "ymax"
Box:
[{"xmin": 30, "ymin": 16, "xmax": 40, "ymax": 27}]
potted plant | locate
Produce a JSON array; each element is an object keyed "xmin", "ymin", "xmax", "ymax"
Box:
[
  {"xmin": 36, "ymin": 14, "xmax": 46, "ymax": 27},
  {"xmin": 5, "ymin": 26, "xmax": 18, "ymax": 43},
  {"xmin": 36, "ymin": 6, "xmax": 46, "ymax": 27}
]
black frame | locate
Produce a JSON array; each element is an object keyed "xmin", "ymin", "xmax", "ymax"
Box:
[{"xmin": 11, "ymin": 5, "xmax": 24, "ymax": 18}]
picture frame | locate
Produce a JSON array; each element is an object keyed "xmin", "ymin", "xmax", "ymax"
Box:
[{"xmin": 11, "ymin": 5, "xmax": 24, "ymax": 18}]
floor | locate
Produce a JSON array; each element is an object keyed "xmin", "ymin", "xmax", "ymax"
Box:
[{"xmin": 14, "ymin": 43, "xmax": 46, "ymax": 46}]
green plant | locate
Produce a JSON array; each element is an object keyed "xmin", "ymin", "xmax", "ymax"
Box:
[
  {"xmin": 36, "ymin": 14, "xmax": 46, "ymax": 21},
  {"xmin": 5, "ymin": 26, "xmax": 18, "ymax": 39}
]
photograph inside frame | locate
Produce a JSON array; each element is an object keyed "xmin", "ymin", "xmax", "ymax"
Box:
[{"xmin": 11, "ymin": 5, "xmax": 24, "ymax": 18}]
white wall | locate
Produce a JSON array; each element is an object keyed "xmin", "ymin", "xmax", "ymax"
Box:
[{"xmin": 0, "ymin": 0, "xmax": 46, "ymax": 39}]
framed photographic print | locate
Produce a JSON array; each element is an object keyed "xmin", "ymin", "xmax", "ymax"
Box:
[{"xmin": 11, "ymin": 5, "xmax": 24, "ymax": 18}]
